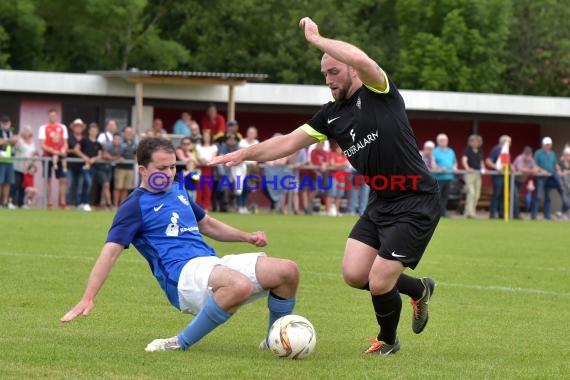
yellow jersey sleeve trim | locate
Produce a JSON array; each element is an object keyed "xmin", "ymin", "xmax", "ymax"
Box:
[
  {"xmin": 364, "ymin": 68, "xmax": 390, "ymax": 94},
  {"xmin": 300, "ymin": 124, "xmax": 328, "ymax": 142}
]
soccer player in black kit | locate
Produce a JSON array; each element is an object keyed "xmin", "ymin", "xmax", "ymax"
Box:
[{"xmin": 210, "ymin": 17, "xmax": 440, "ymax": 355}]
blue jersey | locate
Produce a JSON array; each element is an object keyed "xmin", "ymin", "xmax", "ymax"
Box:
[
  {"xmin": 106, "ymin": 186, "xmax": 216, "ymax": 309},
  {"xmin": 433, "ymin": 147, "xmax": 456, "ymax": 181}
]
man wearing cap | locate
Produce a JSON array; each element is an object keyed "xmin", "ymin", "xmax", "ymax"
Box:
[
  {"xmin": 0, "ymin": 115, "xmax": 18, "ymax": 208},
  {"xmin": 214, "ymin": 119, "xmax": 242, "ymax": 144},
  {"xmin": 532, "ymin": 137, "xmax": 568, "ymax": 220}
]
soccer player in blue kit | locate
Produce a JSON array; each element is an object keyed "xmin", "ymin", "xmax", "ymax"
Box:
[{"xmin": 61, "ymin": 137, "xmax": 299, "ymax": 352}]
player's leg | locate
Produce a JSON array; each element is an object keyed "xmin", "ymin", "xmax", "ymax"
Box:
[
  {"xmin": 342, "ymin": 238, "xmax": 377, "ymax": 289},
  {"xmin": 344, "ymin": 214, "xmax": 380, "ymax": 290},
  {"xmin": 255, "ymin": 256, "xmax": 299, "ymax": 346},
  {"xmin": 364, "ymin": 255, "xmax": 404, "ymax": 355},
  {"xmin": 397, "ymin": 273, "xmax": 435, "ymax": 334},
  {"xmin": 389, "ymin": 195, "xmax": 440, "ymax": 335},
  {"xmin": 146, "ymin": 262, "xmax": 254, "ymax": 352},
  {"xmin": 176, "ymin": 265, "xmax": 253, "ymax": 349}
]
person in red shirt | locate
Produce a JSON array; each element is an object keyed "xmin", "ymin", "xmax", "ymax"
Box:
[
  {"xmin": 308, "ymin": 142, "xmax": 330, "ymax": 213},
  {"xmin": 38, "ymin": 109, "xmax": 68, "ymax": 209},
  {"xmin": 201, "ymin": 104, "xmax": 226, "ymax": 138},
  {"xmin": 22, "ymin": 163, "xmax": 38, "ymax": 208},
  {"xmin": 327, "ymin": 141, "xmax": 350, "ymax": 216}
]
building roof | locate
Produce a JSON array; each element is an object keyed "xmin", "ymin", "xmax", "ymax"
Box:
[
  {"xmin": 88, "ymin": 69, "xmax": 268, "ymax": 86},
  {"xmin": 1, "ymin": 69, "xmax": 569, "ymax": 120}
]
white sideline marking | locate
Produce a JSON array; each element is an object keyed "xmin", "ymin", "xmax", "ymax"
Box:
[
  {"xmin": 0, "ymin": 251, "xmax": 143, "ymax": 264},
  {"xmin": 2, "ymin": 252, "xmax": 569, "ymax": 297},
  {"xmin": 303, "ymin": 271, "xmax": 570, "ymax": 297},
  {"xmin": 437, "ymin": 282, "xmax": 570, "ymax": 297}
]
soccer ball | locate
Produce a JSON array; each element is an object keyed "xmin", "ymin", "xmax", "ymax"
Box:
[{"xmin": 268, "ymin": 315, "xmax": 316, "ymax": 359}]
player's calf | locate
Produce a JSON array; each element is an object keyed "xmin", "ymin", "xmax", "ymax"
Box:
[{"xmin": 255, "ymin": 257, "xmax": 299, "ymax": 348}]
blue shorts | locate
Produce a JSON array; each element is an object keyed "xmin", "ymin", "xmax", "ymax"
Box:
[
  {"xmin": 328, "ymin": 175, "xmax": 346, "ymax": 198},
  {"xmin": 0, "ymin": 162, "xmax": 15, "ymax": 184}
]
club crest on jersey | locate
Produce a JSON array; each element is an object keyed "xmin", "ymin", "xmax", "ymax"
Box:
[{"xmin": 178, "ymin": 195, "xmax": 190, "ymax": 206}]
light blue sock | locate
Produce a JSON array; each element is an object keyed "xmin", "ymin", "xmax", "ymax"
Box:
[
  {"xmin": 177, "ymin": 295, "xmax": 231, "ymax": 349},
  {"xmin": 266, "ymin": 293, "xmax": 296, "ymax": 342}
]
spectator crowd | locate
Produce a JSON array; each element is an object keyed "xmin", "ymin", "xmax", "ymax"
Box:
[
  {"xmin": 421, "ymin": 133, "xmax": 570, "ymax": 220},
  {"xmin": 0, "ymin": 105, "xmax": 569, "ymax": 220}
]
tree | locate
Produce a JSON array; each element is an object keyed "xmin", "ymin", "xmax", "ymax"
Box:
[
  {"xmin": 394, "ymin": 0, "xmax": 512, "ymax": 92},
  {"xmin": 35, "ymin": 0, "xmax": 189, "ymax": 72},
  {"xmin": 0, "ymin": 0, "xmax": 45, "ymax": 70},
  {"xmin": 0, "ymin": 0, "xmax": 568, "ymax": 96},
  {"xmin": 503, "ymin": 0, "xmax": 570, "ymax": 96},
  {"xmin": 0, "ymin": 26, "xmax": 10, "ymax": 68}
]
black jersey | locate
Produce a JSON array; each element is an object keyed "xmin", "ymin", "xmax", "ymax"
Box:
[{"xmin": 302, "ymin": 76, "xmax": 438, "ymax": 200}]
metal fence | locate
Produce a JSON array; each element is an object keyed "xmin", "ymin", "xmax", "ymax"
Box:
[{"xmin": 6, "ymin": 156, "xmax": 549, "ymax": 219}]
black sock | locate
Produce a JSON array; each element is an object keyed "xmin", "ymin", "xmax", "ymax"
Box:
[
  {"xmin": 396, "ymin": 273, "xmax": 424, "ymax": 300},
  {"xmin": 371, "ymin": 287, "xmax": 401, "ymax": 345},
  {"xmin": 269, "ymin": 291, "xmax": 286, "ymax": 300}
]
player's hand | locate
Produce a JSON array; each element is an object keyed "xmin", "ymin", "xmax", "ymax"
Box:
[
  {"xmin": 209, "ymin": 150, "xmax": 245, "ymax": 167},
  {"xmin": 299, "ymin": 17, "xmax": 320, "ymax": 44},
  {"xmin": 248, "ymin": 231, "xmax": 268, "ymax": 247},
  {"xmin": 60, "ymin": 299, "xmax": 94, "ymax": 323}
]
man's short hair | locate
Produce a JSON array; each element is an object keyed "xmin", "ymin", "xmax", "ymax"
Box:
[
  {"xmin": 137, "ymin": 137, "xmax": 175, "ymax": 168},
  {"xmin": 499, "ymin": 135, "xmax": 511, "ymax": 145}
]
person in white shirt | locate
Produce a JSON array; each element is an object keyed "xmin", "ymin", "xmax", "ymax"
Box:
[
  {"xmin": 236, "ymin": 126, "xmax": 260, "ymax": 213},
  {"xmin": 97, "ymin": 119, "xmax": 118, "ymax": 146}
]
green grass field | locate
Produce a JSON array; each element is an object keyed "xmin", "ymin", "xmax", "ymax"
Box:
[{"xmin": 1, "ymin": 210, "xmax": 568, "ymax": 379}]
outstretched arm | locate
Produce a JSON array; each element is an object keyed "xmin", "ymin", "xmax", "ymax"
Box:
[
  {"xmin": 209, "ymin": 127, "xmax": 316, "ymax": 167},
  {"xmin": 199, "ymin": 215, "xmax": 267, "ymax": 247},
  {"xmin": 60, "ymin": 242, "xmax": 124, "ymax": 322},
  {"xmin": 299, "ymin": 17, "xmax": 386, "ymax": 90}
]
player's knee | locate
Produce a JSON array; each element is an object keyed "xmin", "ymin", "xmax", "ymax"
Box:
[
  {"xmin": 368, "ymin": 277, "xmax": 392, "ymax": 295},
  {"xmin": 281, "ymin": 259, "xmax": 300, "ymax": 286},
  {"xmin": 232, "ymin": 277, "xmax": 254, "ymax": 302},
  {"xmin": 343, "ymin": 269, "xmax": 368, "ymax": 289}
]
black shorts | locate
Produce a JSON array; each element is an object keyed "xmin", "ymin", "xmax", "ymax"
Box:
[
  {"xmin": 349, "ymin": 192, "xmax": 440, "ymax": 269},
  {"xmin": 43, "ymin": 159, "xmax": 66, "ymax": 179},
  {"xmin": 95, "ymin": 166, "xmax": 112, "ymax": 184}
]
